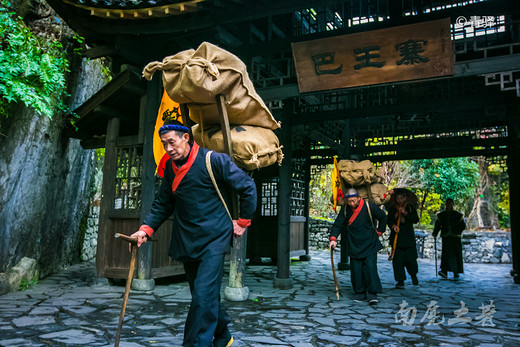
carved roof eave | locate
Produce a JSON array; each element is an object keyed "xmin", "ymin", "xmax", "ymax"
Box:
[{"xmin": 62, "ymin": 0, "xmax": 204, "ymax": 19}]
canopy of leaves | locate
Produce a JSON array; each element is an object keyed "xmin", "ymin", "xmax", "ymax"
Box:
[
  {"xmin": 409, "ymin": 158, "xmax": 480, "ymax": 206},
  {"xmin": 0, "ymin": 1, "xmax": 69, "ymax": 118}
]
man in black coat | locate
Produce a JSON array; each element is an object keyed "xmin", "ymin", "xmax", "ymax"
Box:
[
  {"xmin": 329, "ymin": 188, "xmax": 387, "ymax": 304},
  {"xmin": 433, "ymin": 198, "xmax": 466, "ymax": 279},
  {"xmin": 387, "ymin": 191, "xmax": 420, "ymax": 289},
  {"xmin": 131, "ymin": 121, "xmax": 257, "ymax": 347}
]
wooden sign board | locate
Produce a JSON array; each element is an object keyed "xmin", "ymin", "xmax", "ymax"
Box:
[{"xmin": 292, "ymin": 18, "xmax": 453, "ymax": 93}]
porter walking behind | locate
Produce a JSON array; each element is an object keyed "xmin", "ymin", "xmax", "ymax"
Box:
[
  {"xmin": 433, "ymin": 198, "xmax": 466, "ymax": 279},
  {"xmin": 387, "ymin": 191, "xmax": 420, "ymax": 289},
  {"xmin": 329, "ymin": 188, "xmax": 387, "ymax": 304}
]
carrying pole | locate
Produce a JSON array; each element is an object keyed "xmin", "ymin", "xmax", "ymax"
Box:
[
  {"xmin": 216, "ymin": 95, "xmax": 250, "ymax": 301},
  {"xmin": 388, "ymin": 210, "xmax": 401, "ymax": 261}
]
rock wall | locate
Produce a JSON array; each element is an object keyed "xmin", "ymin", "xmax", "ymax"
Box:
[
  {"xmin": 309, "ymin": 218, "xmax": 513, "ymax": 264},
  {"xmin": 81, "ymin": 150, "xmax": 104, "ymax": 261},
  {"xmin": 0, "ymin": 43, "xmax": 107, "ymax": 277}
]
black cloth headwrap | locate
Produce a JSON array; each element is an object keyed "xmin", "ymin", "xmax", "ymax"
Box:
[{"xmin": 159, "ymin": 124, "xmax": 190, "ymax": 136}]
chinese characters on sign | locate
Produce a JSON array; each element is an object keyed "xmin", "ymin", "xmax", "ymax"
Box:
[
  {"xmin": 292, "ymin": 18, "xmax": 453, "ymax": 93},
  {"xmin": 395, "ymin": 300, "xmax": 496, "ymax": 327}
]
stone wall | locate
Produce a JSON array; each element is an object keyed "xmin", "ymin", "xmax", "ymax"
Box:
[
  {"xmin": 0, "ymin": 10, "xmax": 108, "ymax": 278},
  {"xmin": 309, "ymin": 217, "xmax": 512, "ymax": 264},
  {"xmin": 81, "ymin": 151, "xmax": 103, "ymax": 262}
]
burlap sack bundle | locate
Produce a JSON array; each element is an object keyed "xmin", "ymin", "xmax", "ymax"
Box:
[
  {"xmin": 143, "ymin": 42, "xmax": 280, "ymax": 130},
  {"xmin": 354, "ymin": 183, "xmax": 391, "ymax": 205},
  {"xmin": 338, "ymin": 160, "xmax": 380, "ymax": 186},
  {"xmin": 192, "ymin": 124, "xmax": 283, "ymax": 170}
]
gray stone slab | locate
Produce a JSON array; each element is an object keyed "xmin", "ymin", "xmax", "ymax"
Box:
[
  {"xmin": 63, "ymin": 305, "xmax": 98, "ymax": 314},
  {"xmin": 160, "ymin": 317, "xmax": 184, "ymax": 326},
  {"xmin": 310, "ymin": 317, "xmax": 335, "ymax": 326},
  {"xmin": 391, "ymin": 331, "xmax": 422, "ymax": 339},
  {"xmin": 39, "ymin": 329, "xmax": 103, "ymax": 344},
  {"xmin": 29, "ymin": 306, "xmax": 59, "ymax": 315},
  {"xmin": 316, "ymin": 326, "xmax": 336, "ymax": 332},
  {"xmin": 0, "ymin": 338, "xmax": 44, "ymax": 346},
  {"xmin": 12, "ymin": 316, "xmax": 55, "ymax": 327},
  {"xmin": 241, "ymin": 336, "xmax": 286, "ymax": 344},
  {"xmin": 273, "ymin": 319, "xmax": 315, "ymax": 327},
  {"xmin": 317, "ymin": 333, "xmax": 361, "ymax": 344},
  {"xmin": 432, "ymin": 336, "xmax": 470, "ymax": 343},
  {"xmin": 467, "ymin": 334, "xmax": 499, "ymax": 342},
  {"xmin": 135, "ymin": 324, "xmax": 164, "ymax": 330}
]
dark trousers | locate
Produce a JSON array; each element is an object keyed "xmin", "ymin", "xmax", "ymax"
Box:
[
  {"xmin": 440, "ymin": 237, "xmax": 464, "ymax": 274},
  {"xmin": 392, "ymin": 246, "xmax": 418, "ymax": 281},
  {"xmin": 350, "ymin": 253, "xmax": 382, "ymax": 294},
  {"xmin": 183, "ymin": 253, "xmax": 230, "ymax": 347}
]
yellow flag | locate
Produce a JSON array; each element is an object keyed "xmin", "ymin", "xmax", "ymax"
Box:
[
  {"xmin": 153, "ymin": 91, "xmax": 183, "ymax": 177},
  {"xmin": 331, "ymin": 157, "xmax": 343, "ymax": 212}
]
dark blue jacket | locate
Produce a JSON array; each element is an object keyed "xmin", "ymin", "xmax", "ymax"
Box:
[
  {"xmin": 330, "ymin": 200, "xmax": 387, "ymax": 259},
  {"xmin": 143, "ymin": 145, "xmax": 257, "ymax": 261}
]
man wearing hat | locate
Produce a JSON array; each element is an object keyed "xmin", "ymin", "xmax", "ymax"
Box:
[
  {"xmin": 329, "ymin": 188, "xmax": 387, "ymax": 304},
  {"xmin": 130, "ymin": 120, "xmax": 257, "ymax": 347}
]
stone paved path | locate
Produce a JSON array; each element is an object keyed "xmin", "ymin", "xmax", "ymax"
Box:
[{"xmin": 1, "ymin": 250, "xmax": 519, "ymax": 346}]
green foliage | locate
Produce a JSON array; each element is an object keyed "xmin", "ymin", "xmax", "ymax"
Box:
[
  {"xmin": 309, "ymin": 165, "xmax": 334, "ymax": 219},
  {"xmin": 0, "ymin": 1, "xmax": 70, "ymax": 118},
  {"xmin": 410, "ymin": 158, "xmax": 480, "ymax": 207},
  {"xmin": 414, "ymin": 190, "xmax": 441, "ymax": 228},
  {"xmin": 19, "ymin": 278, "xmax": 37, "ymax": 291},
  {"xmin": 489, "ymin": 164, "xmax": 510, "ymax": 228}
]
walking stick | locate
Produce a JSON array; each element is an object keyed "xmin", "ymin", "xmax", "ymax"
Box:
[
  {"xmin": 330, "ymin": 248, "xmax": 341, "ymax": 301},
  {"xmin": 434, "ymin": 238, "xmax": 438, "ymax": 277},
  {"xmin": 114, "ymin": 233, "xmax": 138, "ymax": 347},
  {"xmin": 388, "ymin": 210, "xmax": 401, "ymax": 261}
]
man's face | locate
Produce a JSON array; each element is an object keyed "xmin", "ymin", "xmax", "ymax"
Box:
[
  {"xmin": 396, "ymin": 194, "xmax": 406, "ymax": 206},
  {"xmin": 160, "ymin": 131, "xmax": 191, "ymax": 161},
  {"xmin": 346, "ymin": 196, "xmax": 361, "ymax": 209},
  {"xmin": 446, "ymin": 200, "xmax": 454, "ymax": 211}
]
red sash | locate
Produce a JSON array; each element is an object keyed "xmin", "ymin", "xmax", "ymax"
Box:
[
  {"xmin": 348, "ymin": 198, "xmax": 365, "ymax": 226},
  {"xmin": 171, "ymin": 142, "xmax": 200, "ymax": 192}
]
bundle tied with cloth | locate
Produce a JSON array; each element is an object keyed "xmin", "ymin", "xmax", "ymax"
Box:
[
  {"xmin": 143, "ymin": 41, "xmax": 283, "ymax": 170},
  {"xmin": 338, "ymin": 160, "xmax": 391, "ymax": 205}
]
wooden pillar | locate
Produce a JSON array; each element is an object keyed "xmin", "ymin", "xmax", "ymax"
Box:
[
  {"xmin": 508, "ymin": 119, "xmax": 520, "ymax": 284},
  {"xmin": 274, "ymin": 111, "xmax": 293, "ymax": 289},
  {"xmin": 214, "ymin": 95, "xmax": 250, "ymax": 301},
  {"xmin": 96, "ymin": 117, "xmax": 120, "ymax": 277},
  {"xmin": 132, "ymin": 75, "xmax": 161, "ymax": 291},
  {"xmin": 338, "ymin": 119, "xmax": 351, "ymax": 270},
  {"xmin": 300, "ymin": 156, "xmax": 311, "ymax": 261}
]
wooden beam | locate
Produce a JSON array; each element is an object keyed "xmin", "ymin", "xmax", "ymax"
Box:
[
  {"xmin": 94, "ymin": 105, "xmax": 135, "ymax": 123},
  {"xmin": 359, "ymin": 137, "xmax": 509, "ymax": 155},
  {"xmin": 72, "ymin": 69, "xmax": 142, "ymax": 120},
  {"xmin": 293, "ymin": 91, "xmax": 517, "ymax": 125},
  {"xmin": 85, "ymin": 45, "xmax": 117, "ymax": 59},
  {"xmin": 308, "ymin": 130, "xmax": 346, "ymax": 156},
  {"xmin": 364, "ymin": 148, "xmax": 508, "ymax": 162}
]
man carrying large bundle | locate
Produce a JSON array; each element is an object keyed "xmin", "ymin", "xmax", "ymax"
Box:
[
  {"xmin": 329, "ymin": 188, "xmax": 387, "ymax": 304},
  {"xmin": 433, "ymin": 198, "xmax": 466, "ymax": 279},
  {"xmin": 387, "ymin": 190, "xmax": 420, "ymax": 289},
  {"xmin": 130, "ymin": 121, "xmax": 257, "ymax": 346}
]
